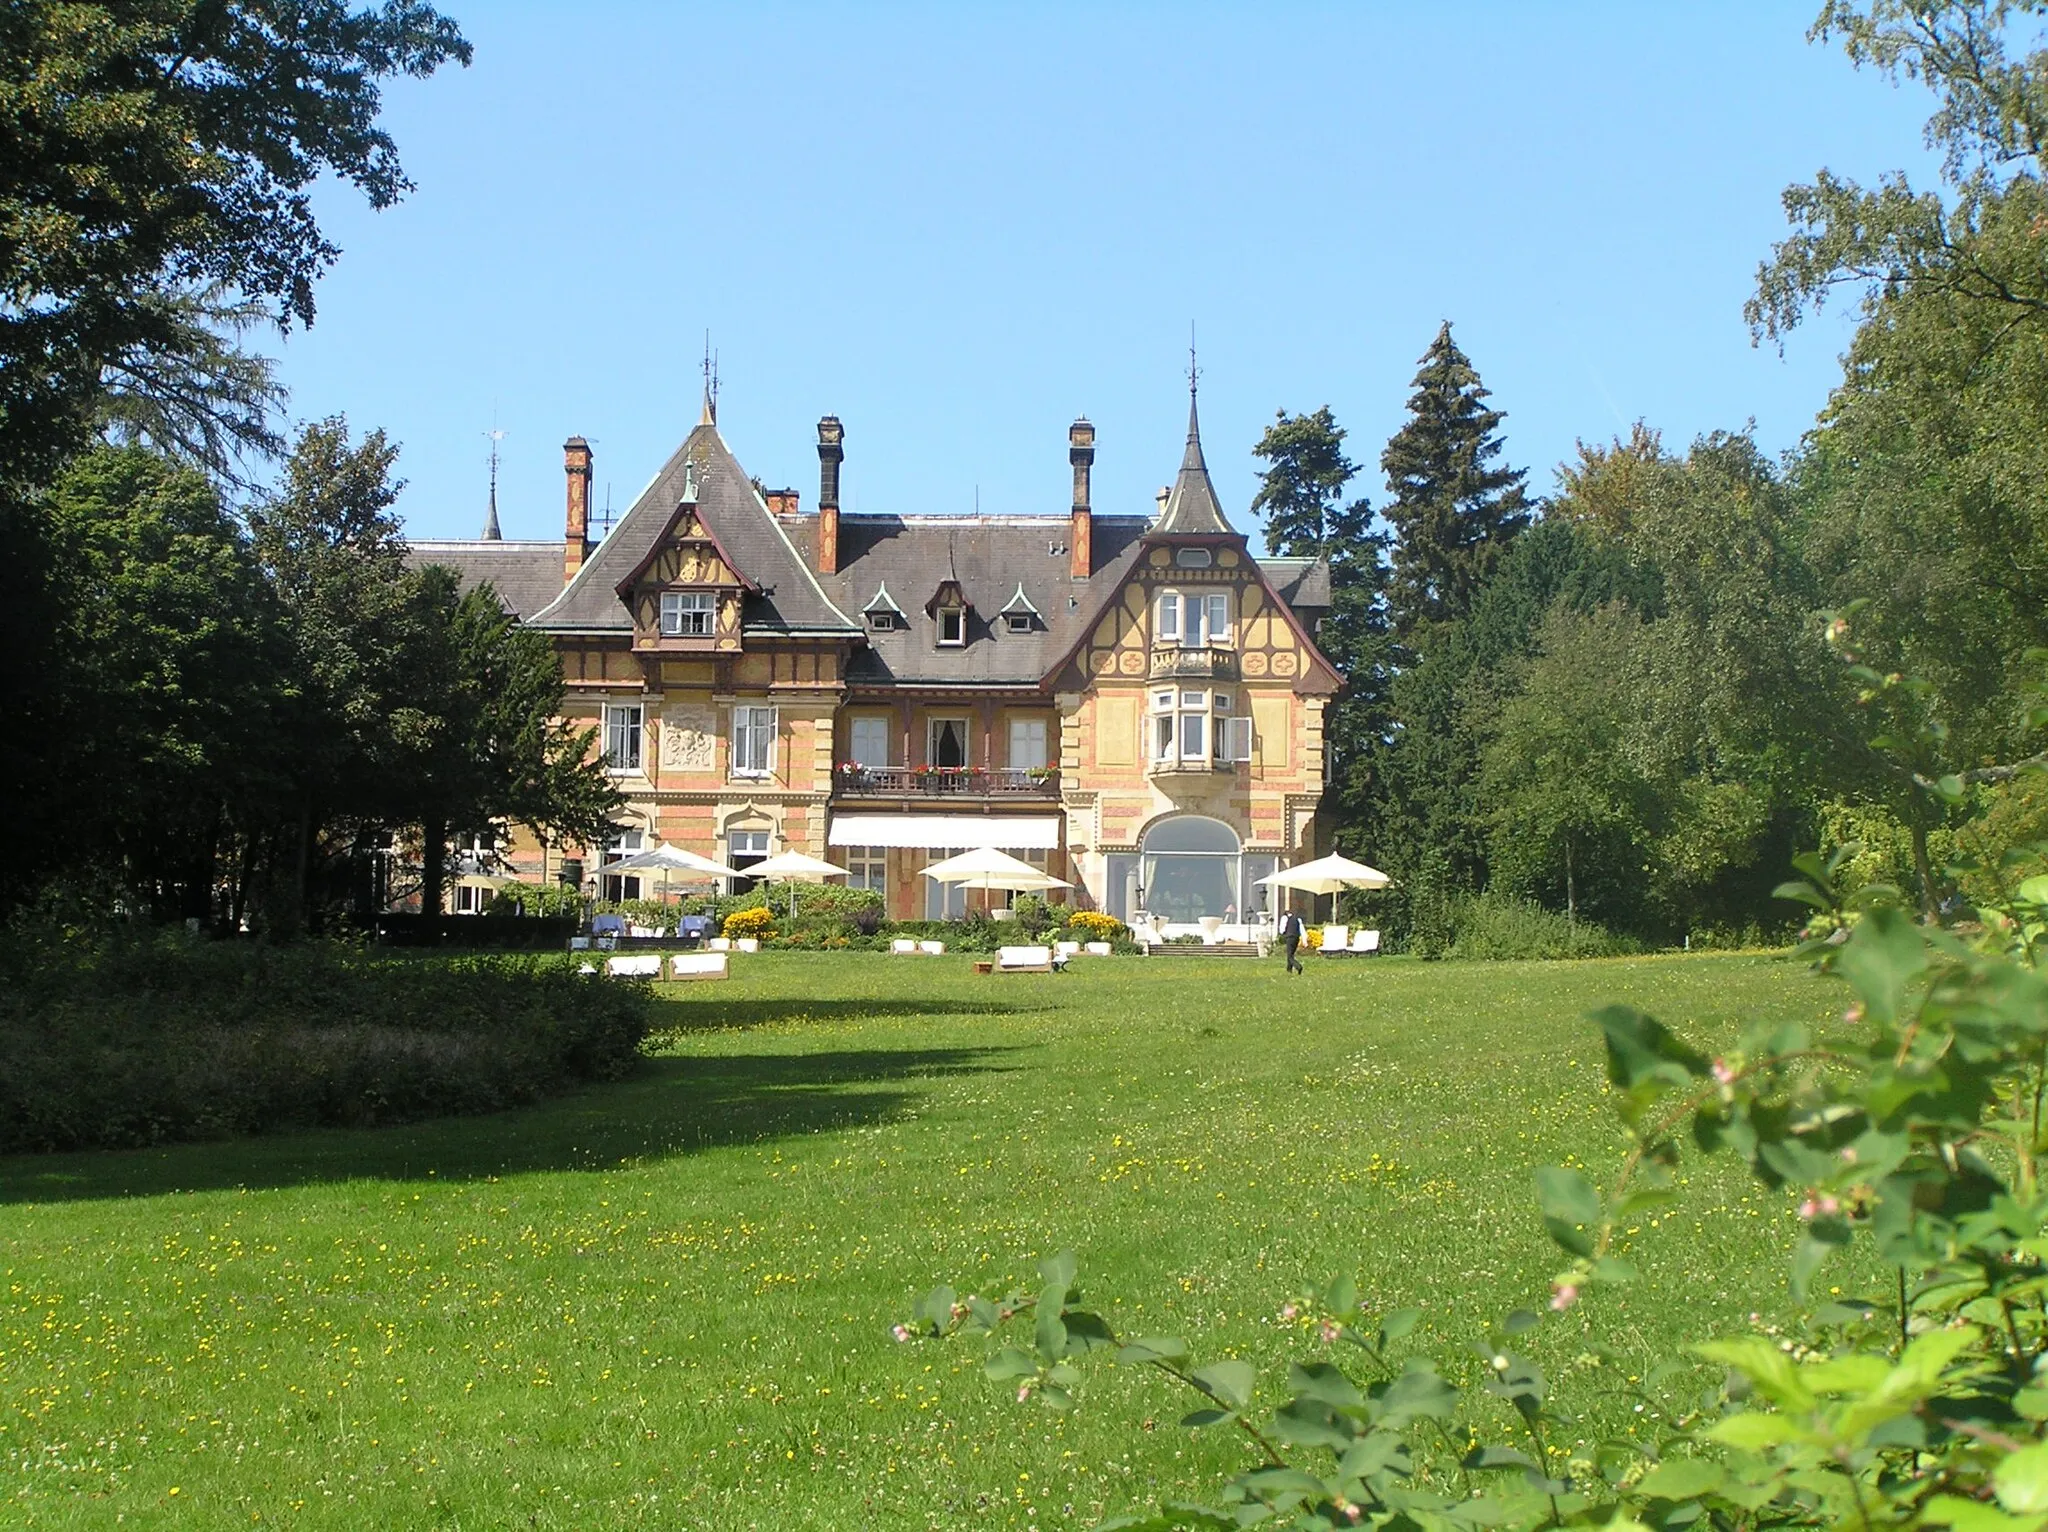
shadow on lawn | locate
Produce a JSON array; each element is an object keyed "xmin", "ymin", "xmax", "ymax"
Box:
[
  {"xmin": 0, "ymin": 1044, "xmax": 1022, "ymax": 1205},
  {"xmin": 647, "ymin": 993, "xmax": 1051, "ymax": 1033}
]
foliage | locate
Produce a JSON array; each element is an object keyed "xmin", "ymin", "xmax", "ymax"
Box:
[
  {"xmin": 1443, "ymin": 892, "xmax": 1641, "ymax": 962},
  {"xmin": 1064, "ymin": 910, "xmax": 1129, "ymax": 942},
  {"xmin": 1377, "ymin": 322, "xmax": 1531, "ymax": 639},
  {"xmin": 0, "ymin": 934, "xmax": 651, "ymax": 1151},
  {"xmin": 488, "ymin": 880, "xmax": 585, "ymax": 919},
  {"xmin": 721, "ymin": 906, "xmax": 777, "ymax": 941},
  {"xmin": 0, "ymin": 0, "xmax": 470, "ymax": 488},
  {"xmin": 907, "ymin": 853, "xmax": 2048, "ymax": 1528}
]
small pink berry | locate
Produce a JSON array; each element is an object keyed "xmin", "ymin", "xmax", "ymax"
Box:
[
  {"xmin": 1550, "ymin": 1283, "xmax": 1578, "ymax": 1312},
  {"xmin": 1319, "ymin": 1320, "xmax": 1340, "ymax": 1343},
  {"xmin": 1279, "ymin": 1303, "xmax": 1298, "ymax": 1321},
  {"xmin": 1016, "ymin": 1384, "xmax": 1031, "ymax": 1403},
  {"xmin": 1711, "ymin": 1059, "xmax": 1736, "ymax": 1085},
  {"xmin": 1844, "ymin": 1004, "xmax": 1865, "ymax": 1024},
  {"xmin": 891, "ymin": 1324, "xmax": 912, "ymax": 1342}
]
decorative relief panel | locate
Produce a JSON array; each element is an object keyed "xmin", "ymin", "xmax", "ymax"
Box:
[{"xmin": 659, "ymin": 703, "xmax": 717, "ymax": 771}]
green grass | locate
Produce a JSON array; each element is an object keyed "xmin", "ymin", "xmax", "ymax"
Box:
[{"xmin": 0, "ymin": 951, "xmax": 1854, "ymax": 1529}]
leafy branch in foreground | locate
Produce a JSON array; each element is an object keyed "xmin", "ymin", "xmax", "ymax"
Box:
[{"xmin": 905, "ymin": 859, "xmax": 2048, "ymax": 1528}]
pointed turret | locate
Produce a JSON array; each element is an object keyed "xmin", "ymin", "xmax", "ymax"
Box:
[{"xmin": 1152, "ymin": 391, "xmax": 1234, "ymax": 536}]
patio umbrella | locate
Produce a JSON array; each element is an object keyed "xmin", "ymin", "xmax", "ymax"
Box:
[
  {"xmin": 1257, "ymin": 853, "xmax": 1391, "ymax": 920},
  {"xmin": 746, "ymin": 849, "xmax": 852, "ymax": 919},
  {"xmin": 600, "ymin": 843, "xmax": 745, "ymax": 906},
  {"xmin": 922, "ymin": 846, "xmax": 1072, "ymax": 914}
]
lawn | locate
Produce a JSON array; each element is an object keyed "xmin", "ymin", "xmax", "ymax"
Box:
[{"xmin": 0, "ymin": 951, "xmax": 1853, "ymax": 1529}]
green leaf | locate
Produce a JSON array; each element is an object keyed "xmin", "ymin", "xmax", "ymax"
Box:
[
  {"xmin": 1038, "ymin": 1249, "xmax": 1077, "ymax": 1290},
  {"xmin": 1591, "ymin": 1257, "xmax": 1639, "ymax": 1283},
  {"xmin": 1034, "ymin": 1303, "xmax": 1067, "ymax": 1362},
  {"xmin": 1535, "ymin": 1165, "xmax": 1601, "ymax": 1257},
  {"xmin": 1924, "ymin": 1493, "xmax": 2047, "ymax": 1532},
  {"xmin": 1062, "ymin": 1309, "xmax": 1116, "ymax": 1353},
  {"xmin": 984, "ymin": 1346, "xmax": 1037, "ymax": 1382},
  {"xmin": 1272, "ymin": 1397, "xmax": 1356, "ymax": 1450},
  {"xmin": 1323, "ymin": 1275, "xmax": 1359, "ymax": 1315},
  {"xmin": 1503, "ymin": 1308, "xmax": 1541, "ymax": 1334},
  {"xmin": 914, "ymin": 1283, "xmax": 955, "ymax": 1329},
  {"xmin": 1378, "ymin": 1307, "xmax": 1422, "ymax": 1344},
  {"xmin": 1461, "ymin": 1445, "xmax": 1536, "ymax": 1471},
  {"xmin": 1997, "ymin": 1443, "xmax": 2048, "ymax": 1515},
  {"xmin": 1695, "ymin": 1337, "xmax": 1815, "ymax": 1410},
  {"xmin": 1637, "ymin": 1458, "xmax": 1726, "ymax": 1500},
  {"xmin": 1592, "ymin": 1004, "xmax": 1710, "ymax": 1088},
  {"xmin": 1116, "ymin": 1337, "xmax": 1188, "ymax": 1365},
  {"xmin": 1377, "ymin": 1361, "xmax": 1458, "ymax": 1426},
  {"xmin": 1179, "ymin": 1407, "xmax": 1232, "ymax": 1429},
  {"xmin": 1704, "ymin": 1411, "xmax": 1808, "ymax": 1449},
  {"xmin": 1287, "ymin": 1360, "xmax": 1365, "ymax": 1408},
  {"xmin": 1337, "ymin": 1430, "xmax": 1411, "ymax": 1481},
  {"xmin": 1191, "ymin": 1359, "xmax": 1255, "ymax": 1412},
  {"xmin": 1833, "ymin": 905, "xmax": 1929, "ymax": 1026}
]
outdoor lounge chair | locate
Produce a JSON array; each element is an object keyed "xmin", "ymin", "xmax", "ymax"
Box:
[
  {"xmin": 669, "ymin": 952, "xmax": 729, "ymax": 981},
  {"xmin": 1054, "ymin": 941, "xmax": 1080, "ymax": 960},
  {"xmin": 1083, "ymin": 941, "xmax": 1112, "ymax": 957},
  {"xmin": 603, "ymin": 954, "xmax": 663, "ymax": 978},
  {"xmin": 1319, "ymin": 924, "xmax": 1349, "ymax": 954},
  {"xmin": 996, "ymin": 945, "xmax": 1054, "ymax": 973},
  {"xmin": 890, "ymin": 938, "xmax": 920, "ymax": 955},
  {"xmin": 918, "ymin": 940, "xmax": 945, "ymax": 955},
  {"xmin": 1348, "ymin": 929, "xmax": 1382, "ymax": 955}
]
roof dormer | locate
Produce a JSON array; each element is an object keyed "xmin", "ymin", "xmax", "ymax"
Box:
[
  {"xmin": 925, "ymin": 578, "xmax": 970, "ymax": 647},
  {"xmin": 998, "ymin": 581, "xmax": 1041, "ymax": 634},
  {"xmin": 862, "ymin": 581, "xmax": 906, "ymax": 632}
]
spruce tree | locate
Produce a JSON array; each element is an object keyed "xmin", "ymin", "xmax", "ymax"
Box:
[
  {"xmin": 1380, "ymin": 323, "xmax": 1530, "ymax": 636},
  {"xmin": 1250, "ymin": 406, "xmax": 1358, "ymax": 558}
]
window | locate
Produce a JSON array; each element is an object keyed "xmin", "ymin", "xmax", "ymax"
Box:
[
  {"xmin": 846, "ymin": 845, "xmax": 887, "ymax": 892},
  {"xmin": 1174, "ymin": 546, "xmax": 1213, "ymax": 568},
  {"xmin": 937, "ymin": 607, "xmax": 966, "ymax": 646},
  {"xmin": 1154, "ymin": 589, "xmax": 1231, "ymax": 646},
  {"xmin": 727, "ymin": 829, "xmax": 770, "ymax": 892},
  {"xmin": 1149, "ymin": 689, "xmax": 1244, "ymax": 767},
  {"xmin": 850, "ymin": 716, "xmax": 890, "ymax": 770},
  {"xmin": 1008, "ymin": 717, "xmax": 1048, "ymax": 772},
  {"xmin": 452, "ymin": 882, "xmax": 487, "ymax": 914},
  {"xmin": 929, "ymin": 716, "xmax": 969, "ymax": 769},
  {"xmin": 731, "ymin": 705, "xmax": 776, "ymax": 777},
  {"xmin": 868, "ymin": 610, "xmax": 896, "ymax": 631},
  {"xmin": 925, "ymin": 848, "xmax": 969, "ymax": 919},
  {"xmin": 1004, "ymin": 611, "xmax": 1033, "ymax": 634},
  {"xmin": 600, "ymin": 826, "xmax": 644, "ymax": 902},
  {"xmin": 603, "ymin": 703, "xmax": 644, "ymax": 773},
  {"xmin": 659, "ymin": 590, "xmax": 715, "ymax": 636}
]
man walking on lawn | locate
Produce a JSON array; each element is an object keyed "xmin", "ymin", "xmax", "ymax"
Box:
[{"xmin": 1280, "ymin": 907, "xmax": 1306, "ymax": 974}]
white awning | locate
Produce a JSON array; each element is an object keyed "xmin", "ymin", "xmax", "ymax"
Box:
[{"xmin": 828, "ymin": 814, "xmax": 1061, "ymax": 851}]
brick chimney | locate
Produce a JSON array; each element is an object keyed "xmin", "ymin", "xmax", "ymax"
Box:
[
  {"xmin": 816, "ymin": 416, "xmax": 844, "ymax": 576},
  {"xmin": 1068, "ymin": 418, "xmax": 1095, "ymax": 578},
  {"xmin": 764, "ymin": 488, "xmax": 800, "ymax": 517},
  {"xmin": 562, "ymin": 436, "xmax": 593, "ymax": 583}
]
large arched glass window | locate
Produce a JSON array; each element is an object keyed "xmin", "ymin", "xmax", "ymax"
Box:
[{"xmin": 1140, "ymin": 816, "xmax": 1243, "ymax": 922}]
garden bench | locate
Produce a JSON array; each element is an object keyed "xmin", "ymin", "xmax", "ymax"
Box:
[
  {"xmin": 669, "ymin": 952, "xmax": 729, "ymax": 981},
  {"xmin": 603, "ymin": 954, "xmax": 663, "ymax": 978},
  {"xmin": 996, "ymin": 945, "xmax": 1055, "ymax": 973}
]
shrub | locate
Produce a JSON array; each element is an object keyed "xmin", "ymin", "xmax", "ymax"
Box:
[
  {"xmin": 1062, "ymin": 910, "xmax": 1125, "ymax": 942},
  {"xmin": 0, "ymin": 935, "xmax": 654, "ymax": 1152},
  {"xmin": 1445, "ymin": 892, "xmax": 1640, "ymax": 960},
  {"xmin": 487, "ymin": 880, "xmax": 584, "ymax": 919},
  {"xmin": 1010, "ymin": 893, "xmax": 1054, "ymax": 937},
  {"xmin": 720, "ymin": 905, "xmax": 777, "ymax": 940}
]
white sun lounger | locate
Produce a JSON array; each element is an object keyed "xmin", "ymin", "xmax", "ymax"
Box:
[{"xmin": 669, "ymin": 952, "xmax": 729, "ymax": 981}]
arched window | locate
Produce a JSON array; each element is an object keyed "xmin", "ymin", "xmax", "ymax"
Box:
[
  {"xmin": 1137, "ymin": 816, "xmax": 1245, "ymax": 924},
  {"xmin": 1143, "ymin": 816, "xmax": 1239, "ymax": 853}
]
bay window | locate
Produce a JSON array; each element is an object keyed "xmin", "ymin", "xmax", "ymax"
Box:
[
  {"xmin": 1153, "ymin": 589, "xmax": 1231, "ymax": 646},
  {"xmin": 659, "ymin": 590, "xmax": 715, "ymax": 636},
  {"xmin": 1150, "ymin": 689, "xmax": 1251, "ymax": 767}
]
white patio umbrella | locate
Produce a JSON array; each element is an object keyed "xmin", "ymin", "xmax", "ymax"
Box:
[
  {"xmin": 600, "ymin": 843, "xmax": 745, "ymax": 906},
  {"xmin": 1257, "ymin": 853, "xmax": 1391, "ymax": 895},
  {"xmin": 1257, "ymin": 853, "xmax": 1391, "ymax": 920},
  {"xmin": 746, "ymin": 849, "xmax": 852, "ymax": 919},
  {"xmin": 921, "ymin": 846, "xmax": 1072, "ymax": 910}
]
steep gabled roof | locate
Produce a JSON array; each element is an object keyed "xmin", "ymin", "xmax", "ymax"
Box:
[
  {"xmin": 408, "ymin": 540, "xmax": 564, "ymax": 621},
  {"xmin": 999, "ymin": 581, "xmax": 1041, "ymax": 617},
  {"xmin": 861, "ymin": 581, "xmax": 906, "ymax": 619},
  {"xmin": 1151, "ymin": 394, "xmax": 1234, "ymax": 537},
  {"xmin": 529, "ymin": 423, "xmax": 858, "ymax": 635}
]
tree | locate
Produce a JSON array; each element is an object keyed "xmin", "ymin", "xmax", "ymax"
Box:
[
  {"xmin": 0, "ymin": 0, "xmax": 471, "ymax": 486},
  {"xmin": 1378, "ymin": 323, "xmax": 1530, "ymax": 639},
  {"xmin": 1250, "ymin": 407, "xmax": 1395, "ymax": 850}
]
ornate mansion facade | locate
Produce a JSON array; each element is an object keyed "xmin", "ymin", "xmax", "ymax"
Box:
[{"xmin": 413, "ymin": 393, "xmax": 1339, "ymax": 927}]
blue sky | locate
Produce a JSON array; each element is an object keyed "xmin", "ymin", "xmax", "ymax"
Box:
[{"xmin": 276, "ymin": 3, "xmax": 1940, "ymax": 550}]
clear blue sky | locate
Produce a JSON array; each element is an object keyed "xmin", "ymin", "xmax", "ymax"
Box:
[{"xmin": 275, "ymin": 2, "xmax": 1939, "ymax": 550}]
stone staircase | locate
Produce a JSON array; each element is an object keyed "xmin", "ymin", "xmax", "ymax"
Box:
[{"xmin": 1143, "ymin": 940, "xmax": 1266, "ymax": 959}]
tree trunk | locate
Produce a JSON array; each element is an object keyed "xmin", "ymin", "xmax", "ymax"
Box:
[
  {"xmin": 1911, "ymin": 816, "xmax": 1938, "ymax": 924},
  {"xmin": 1565, "ymin": 834, "xmax": 1576, "ymax": 934}
]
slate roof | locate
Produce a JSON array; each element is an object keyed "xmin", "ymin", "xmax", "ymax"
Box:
[
  {"xmin": 1151, "ymin": 394, "xmax": 1235, "ymax": 537},
  {"xmin": 1260, "ymin": 555, "xmax": 1333, "ymax": 614},
  {"xmin": 527, "ymin": 423, "xmax": 858, "ymax": 636},
  {"xmin": 823, "ymin": 514, "xmax": 1152, "ymax": 686},
  {"xmin": 408, "ymin": 540, "xmax": 565, "ymax": 621}
]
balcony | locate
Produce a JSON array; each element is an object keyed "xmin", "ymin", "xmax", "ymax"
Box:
[
  {"xmin": 832, "ymin": 765, "xmax": 1060, "ymax": 801},
  {"xmin": 1149, "ymin": 645, "xmax": 1237, "ymax": 681}
]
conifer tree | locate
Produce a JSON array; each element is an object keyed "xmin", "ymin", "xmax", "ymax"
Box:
[{"xmin": 1379, "ymin": 323, "xmax": 1531, "ymax": 636}]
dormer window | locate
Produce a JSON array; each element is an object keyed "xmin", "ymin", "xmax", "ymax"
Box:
[
  {"xmin": 659, "ymin": 590, "xmax": 715, "ymax": 636},
  {"xmin": 938, "ymin": 606, "xmax": 966, "ymax": 646},
  {"xmin": 998, "ymin": 581, "xmax": 1041, "ymax": 635},
  {"xmin": 925, "ymin": 578, "xmax": 971, "ymax": 648},
  {"xmin": 1174, "ymin": 547, "xmax": 1213, "ymax": 568},
  {"xmin": 1005, "ymin": 612, "xmax": 1033, "ymax": 635},
  {"xmin": 863, "ymin": 580, "xmax": 907, "ymax": 634},
  {"xmin": 868, "ymin": 611, "xmax": 897, "ymax": 632}
]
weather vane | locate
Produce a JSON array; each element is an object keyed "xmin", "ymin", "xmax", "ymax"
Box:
[
  {"xmin": 1186, "ymin": 323, "xmax": 1201, "ymax": 398},
  {"xmin": 481, "ymin": 416, "xmax": 505, "ymax": 540}
]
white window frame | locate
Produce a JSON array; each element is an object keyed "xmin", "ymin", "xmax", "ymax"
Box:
[
  {"xmin": 1199, "ymin": 592, "xmax": 1232, "ymax": 647},
  {"xmin": 925, "ymin": 848, "xmax": 969, "ymax": 919},
  {"xmin": 600, "ymin": 826, "xmax": 645, "ymax": 901},
  {"xmin": 928, "ymin": 715, "xmax": 971, "ymax": 769},
  {"xmin": 1148, "ymin": 689, "xmax": 1242, "ymax": 767},
  {"xmin": 1174, "ymin": 546, "xmax": 1213, "ymax": 568},
  {"xmin": 1155, "ymin": 590, "xmax": 1182, "ymax": 643},
  {"xmin": 1004, "ymin": 611, "xmax": 1033, "ymax": 634},
  {"xmin": 603, "ymin": 703, "xmax": 645, "ymax": 774},
  {"xmin": 452, "ymin": 882, "xmax": 487, "ymax": 914},
  {"xmin": 849, "ymin": 716, "xmax": 891, "ymax": 770},
  {"xmin": 731, "ymin": 705, "xmax": 777, "ymax": 778},
  {"xmin": 659, "ymin": 590, "xmax": 716, "ymax": 636},
  {"xmin": 937, "ymin": 606, "xmax": 966, "ymax": 646},
  {"xmin": 868, "ymin": 610, "xmax": 896, "ymax": 631}
]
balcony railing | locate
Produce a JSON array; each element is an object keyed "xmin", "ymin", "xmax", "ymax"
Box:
[
  {"xmin": 1149, "ymin": 645, "xmax": 1238, "ymax": 681},
  {"xmin": 832, "ymin": 765, "xmax": 1059, "ymax": 799}
]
